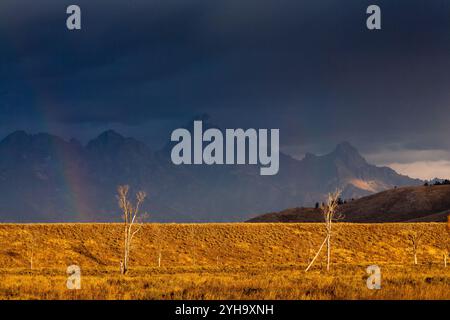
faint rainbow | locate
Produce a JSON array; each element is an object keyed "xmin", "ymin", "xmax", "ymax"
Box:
[{"xmin": 3, "ymin": 36, "xmax": 92, "ymax": 221}]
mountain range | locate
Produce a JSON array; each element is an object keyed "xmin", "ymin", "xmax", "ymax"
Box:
[{"xmin": 0, "ymin": 128, "xmax": 422, "ymax": 222}]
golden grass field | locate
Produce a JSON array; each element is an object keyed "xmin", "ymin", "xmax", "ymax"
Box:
[{"xmin": 0, "ymin": 223, "xmax": 449, "ymax": 300}]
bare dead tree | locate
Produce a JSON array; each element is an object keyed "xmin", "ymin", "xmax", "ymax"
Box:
[
  {"xmin": 407, "ymin": 231, "xmax": 424, "ymax": 265},
  {"xmin": 306, "ymin": 190, "xmax": 343, "ymax": 272},
  {"xmin": 117, "ymin": 185, "xmax": 147, "ymax": 275}
]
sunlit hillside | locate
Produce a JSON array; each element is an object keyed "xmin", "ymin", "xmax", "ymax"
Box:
[{"xmin": 0, "ymin": 223, "xmax": 448, "ymax": 299}]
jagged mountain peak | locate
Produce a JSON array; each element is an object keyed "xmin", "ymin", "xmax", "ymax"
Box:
[
  {"xmin": 0, "ymin": 131, "xmax": 71, "ymax": 149},
  {"xmin": 334, "ymin": 141, "xmax": 358, "ymax": 153},
  {"xmin": 85, "ymin": 130, "xmax": 152, "ymax": 167},
  {"xmin": 328, "ymin": 141, "xmax": 367, "ymax": 167},
  {"xmin": 1, "ymin": 130, "xmax": 38, "ymax": 144},
  {"xmin": 94, "ymin": 129, "xmax": 125, "ymax": 141},
  {"xmin": 87, "ymin": 130, "xmax": 140, "ymax": 150},
  {"xmin": 331, "ymin": 141, "xmax": 362, "ymax": 157},
  {"xmin": 3, "ymin": 130, "xmax": 29, "ymax": 140}
]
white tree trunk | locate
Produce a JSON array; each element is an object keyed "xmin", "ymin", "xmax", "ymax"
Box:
[
  {"xmin": 122, "ymin": 226, "xmax": 128, "ymax": 274},
  {"xmin": 326, "ymin": 234, "xmax": 331, "ymax": 272},
  {"xmin": 305, "ymin": 237, "xmax": 327, "ymax": 272}
]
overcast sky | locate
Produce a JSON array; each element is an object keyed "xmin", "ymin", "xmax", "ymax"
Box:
[{"xmin": 1, "ymin": 0, "xmax": 450, "ymax": 179}]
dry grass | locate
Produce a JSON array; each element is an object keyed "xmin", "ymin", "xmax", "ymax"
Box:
[{"xmin": 0, "ymin": 223, "xmax": 448, "ymax": 300}]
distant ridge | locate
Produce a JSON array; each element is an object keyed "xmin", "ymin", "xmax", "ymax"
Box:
[{"xmin": 247, "ymin": 184, "xmax": 450, "ymax": 223}]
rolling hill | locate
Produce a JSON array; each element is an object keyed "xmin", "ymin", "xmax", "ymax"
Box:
[{"xmin": 247, "ymin": 184, "xmax": 450, "ymax": 223}]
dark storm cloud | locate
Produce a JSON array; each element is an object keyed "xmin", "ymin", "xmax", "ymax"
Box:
[{"xmin": 1, "ymin": 0, "xmax": 450, "ymax": 163}]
